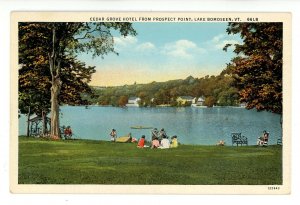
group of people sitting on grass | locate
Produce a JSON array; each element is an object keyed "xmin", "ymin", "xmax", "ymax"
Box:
[
  {"xmin": 137, "ymin": 134, "xmax": 178, "ymax": 149},
  {"xmin": 109, "ymin": 127, "xmax": 179, "ymax": 148}
]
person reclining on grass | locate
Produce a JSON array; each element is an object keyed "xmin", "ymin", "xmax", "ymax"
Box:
[
  {"xmin": 131, "ymin": 137, "xmax": 138, "ymax": 143},
  {"xmin": 151, "ymin": 137, "xmax": 160, "ymax": 149},
  {"xmin": 170, "ymin": 135, "xmax": 178, "ymax": 148},
  {"xmin": 216, "ymin": 140, "xmax": 225, "ymax": 146},
  {"xmin": 137, "ymin": 135, "xmax": 146, "ymax": 148},
  {"xmin": 159, "ymin": 135, "xmax": 170, "ymax": 149}
]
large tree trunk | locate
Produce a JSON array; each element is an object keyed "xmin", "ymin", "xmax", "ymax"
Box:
[
  {"xmin": 49, "ymin": 26, "xmax": 62, "ymax": 138},
  {"xmin": 50, "ymin": 77, "xmax": 61, "ymax": 138}
]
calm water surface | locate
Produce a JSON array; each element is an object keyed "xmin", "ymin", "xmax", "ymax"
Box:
[{"xmin": 18, "ymin": 106, "xmax": 282, "ymax": 145}]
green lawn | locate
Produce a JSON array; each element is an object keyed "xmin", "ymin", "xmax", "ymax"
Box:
[{"xmin": 18, "ymin": 136, "xmax": 282, "ymax": 185}]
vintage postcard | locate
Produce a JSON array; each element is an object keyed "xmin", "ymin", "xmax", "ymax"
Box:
[{"xmin": 10, "ymin": 12, "xmax": 291, "ymax": 194}]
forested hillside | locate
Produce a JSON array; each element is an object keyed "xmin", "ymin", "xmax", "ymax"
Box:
[{"xmin": 85, "ymin": 72, "xmax": 239, "ymax": 107}]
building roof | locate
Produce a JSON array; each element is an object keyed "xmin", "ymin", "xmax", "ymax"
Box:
[
  {"xmin": 28, "ymin": 116, "xmax": 50, "ymax": 122},
  {"xmin": 128, "ymin": 97, "xmax": 140, "ymax": 101},
  {"xmin": 197, "ymin": 97, "xmax": 205, "ymax": 102}
]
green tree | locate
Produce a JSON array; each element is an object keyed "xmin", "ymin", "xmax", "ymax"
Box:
[
  {"xmin": 118, "ymin": 96, "xmax": 128, "ymax": 107},
  {"xmin": 204, "ymin": 96, "xmax": 216, "ymax": 107},
  {"xmin": 98, "ymin": 96, "xmax": 110, "ymax": 105},
  {"xmin": 19, "ymin": 39, "xmax": 96, "ymax": 136},
  {"xmin": 19, "ymin": 22, "xmax": 136, "ymax": 137},
  {"xmin": 59, "ymin": 57, "xmax": 96, "ymax": 106},
  {"xmin": 224, "ymin": 23, "xmax": 282, "ymax": 114},
  {"xmin": 18, "ymin": 54, "xmax": 52, "ymax": 136}
]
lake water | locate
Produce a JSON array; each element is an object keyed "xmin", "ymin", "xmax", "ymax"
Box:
[{"xmin": 18, "ymin": 106, "xmax": 282, "ymax": 145}]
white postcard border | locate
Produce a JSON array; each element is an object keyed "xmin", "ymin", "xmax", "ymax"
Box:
[{"xmin": 10, "ymin": 11, "xmax": 292, "ymax": 195}]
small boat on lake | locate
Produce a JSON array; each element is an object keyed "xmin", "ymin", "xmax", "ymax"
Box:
[{"xmin": 130, "ymin": 126, "xmax": 153, "ymax": 129}]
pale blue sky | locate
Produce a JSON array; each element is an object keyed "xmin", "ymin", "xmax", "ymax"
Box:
[{"xmin": 77, "ymin": 22, "xmax": 242, "ymax": 86}]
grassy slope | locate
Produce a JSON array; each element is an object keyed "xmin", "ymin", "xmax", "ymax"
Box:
[{"xmin": 18, "ymin": 137, "xmax": 282, "ymax": 185}]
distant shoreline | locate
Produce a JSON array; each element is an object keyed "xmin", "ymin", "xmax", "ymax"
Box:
[{"xmin": 65, "ymin": 104, "xmax": 246, "ymax": 109}]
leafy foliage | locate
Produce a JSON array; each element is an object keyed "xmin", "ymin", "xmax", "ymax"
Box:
[
  {"xmin": 19, "ymin": 24, "xmax": 97, "ymax": 115},
  {"xmin": 88, "ymin": 75, "xmax": 239, "ymax": 107},
  {"xmin": 118, "ymin": 96, "xmax": 128, "ymax": 107},
  {"xmin": 19, "ymin": 22, "xmax": 136, "ymax": 136},
  {"xmin": 204, "ymin": 96, "xmax": 216, "ymax": 108},
  {"xmin": 224, "ymin": 23, "xmax": 282, "ymax": 114}
]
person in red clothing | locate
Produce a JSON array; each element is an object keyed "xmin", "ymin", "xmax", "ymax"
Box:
[
  {"xmin": 137, "ymin": 135, "xmax": 146, "ymax": 148},
  {"xmin": 64, "ymin": 126, "xmax": 73, "ymax": 139}
]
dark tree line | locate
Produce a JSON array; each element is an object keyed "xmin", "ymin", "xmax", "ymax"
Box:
[{"xmin": 88, "ymin": 74, "xmax": 239, "ymax": 107}]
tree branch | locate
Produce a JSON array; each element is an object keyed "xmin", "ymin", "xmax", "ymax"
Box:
[
  {"xmin": 74, "ymin": 24, "xmax": 111, "ymax": 40},
  {"xmin": 75, "ymin": 27, "xmax": 98, "ymax": 40}
]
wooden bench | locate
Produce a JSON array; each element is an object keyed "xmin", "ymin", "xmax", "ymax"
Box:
[{"xmin": 232, "ymin": 133, "xmax": 248, "ymax": 146}]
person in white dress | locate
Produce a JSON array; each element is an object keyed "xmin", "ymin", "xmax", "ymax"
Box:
[{"xmin": 159, "ymin": 135, "xmax": 170, "ymax": 149}]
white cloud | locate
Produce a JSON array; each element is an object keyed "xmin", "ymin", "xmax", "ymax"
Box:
[
  {"xmin": 113, "ymin": 36, "xmax": 156, "ymax": 54},
  {"xmin": 210, "ymin": 34, "xmax": 241, "ymax": 50},
  {"xmin": 136, "ymin": 42, "xmax": 156, "ymax": 51},
  {"xmin": 212, "ymin": 34, "xmax": 225, "ymax": 43},
  {"xmin": 113, "ymin": 36, "xmax": 138, "ymax": 48},
  {"xmin": 162, "ymin": 39, "xmax": 206, "ymax": 59}
]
